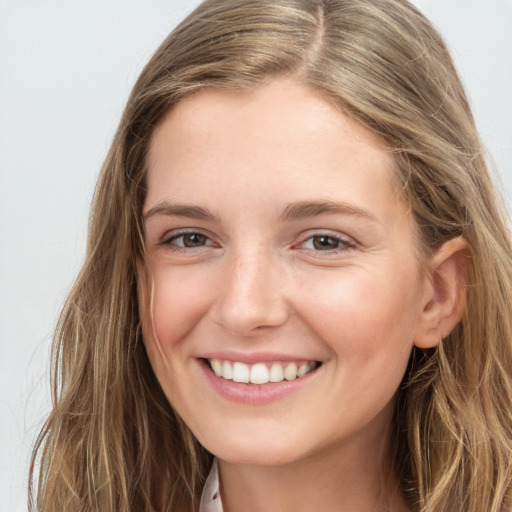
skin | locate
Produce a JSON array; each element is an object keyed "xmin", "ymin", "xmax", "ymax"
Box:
[{"xmin": 140, "ymin": 78, "xmax": 466, "ymax": 512}]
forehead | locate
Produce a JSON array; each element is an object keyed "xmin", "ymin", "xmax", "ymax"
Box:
[
  {"xmin": 149, "ymin": 79, "xmax": 391, "ymax": 159},
  {"xmin": 145, "ymin": 78, "xmax": 401, "ymax": 222}
]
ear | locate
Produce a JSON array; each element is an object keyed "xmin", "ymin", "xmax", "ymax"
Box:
[{"xmin": 414, "ymin": 237, "xmax": 469, "ymax": 349}]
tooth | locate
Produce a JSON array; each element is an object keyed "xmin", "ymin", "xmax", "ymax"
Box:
[
  {"xmin": 211, "ymin": 359, "xmax": 223, "ymax": 376},
  {"xmin": 222, "ymin": 361, "xmax": 233, "ymax": 380},
  {"xmin": 284, "ymin": 362, "xmax": 298, "ymax": 381},
  {"xmin": 233, "ymin": 362, "xmax": 250, "ymax": 383},
  {"xmin": 250, "ymin": 363, "xmax": 269, "ymax": 384},
  {"xmin": 269, "ymin": 363, "xmax": 284, "ymax": 382},
  {"xmin": 297, "ymin": 362, "xmax": 309, "ymax": 377}
]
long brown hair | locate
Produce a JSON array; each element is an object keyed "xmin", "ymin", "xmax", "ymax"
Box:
[{"xmin": 30, "ymin": 1, "xmax": 512, "ymax": 510}]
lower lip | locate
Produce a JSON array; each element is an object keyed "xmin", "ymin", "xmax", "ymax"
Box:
[{"xmin": 198, "ymin": 360, "xmax": 319, "ymax": 405}]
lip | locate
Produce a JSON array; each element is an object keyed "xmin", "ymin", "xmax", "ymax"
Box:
[
  {"xmin": 197, "ymin": 357, "xmax": 321, "ymax": 405},
  {"xmin": 199, "ymin": 350, "xmax": 319, "ymax": 365}
]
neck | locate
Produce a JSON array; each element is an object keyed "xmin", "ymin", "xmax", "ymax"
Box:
[{"xmin": 217, "ymin": 412, "xmax": 409, "ymax": 512}]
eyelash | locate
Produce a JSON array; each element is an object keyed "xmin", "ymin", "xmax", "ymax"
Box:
[
  {"xmin": 158, "ymin": 230, "xmax": 356, "ymax": 255},
  {"xmin": 158, "ymin": 231, "xmax": 216, "ymax": 253},
  {"xmin": 297, "ymin": 233, "xmax": 356, "ymax": 253}
]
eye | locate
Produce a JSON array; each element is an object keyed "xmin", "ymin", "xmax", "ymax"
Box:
[
  {"xmin": 160, "ymin": 231, "xmax": 214, "ymax": 250},
  {"xmin": 300, "ymin": 233, "xmax": 355, "ymax": 252}
]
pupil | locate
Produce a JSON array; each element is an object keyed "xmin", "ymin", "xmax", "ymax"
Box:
[
  {"xmin": 184, "ymin": 233, "xmax": 205, "ymax": 247},
  {"xmin": 313, "ymin": 236, "xmax": 338, "ymax": 250}
]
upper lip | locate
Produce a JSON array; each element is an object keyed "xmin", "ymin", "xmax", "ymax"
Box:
[{"xmin": 198, "ymin": 351, "xmax": 321, "ymax": 364}]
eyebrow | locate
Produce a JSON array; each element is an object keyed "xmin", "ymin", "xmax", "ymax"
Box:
[
  {"xmin": 278, "ymin": 200, "xmax": 378, "ymax": 223},
  {"xmin": 144, "ymin": 202, "xmax": 219, "ymax": 222},
  {"xmin": 143, "ymin": 200, "xmax": 377, "ymax": 224}
]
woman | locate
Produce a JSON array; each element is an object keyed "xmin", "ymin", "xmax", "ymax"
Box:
[{"xmin": 30, "ymin": 0, "xmax": 512, "ymax": 511}]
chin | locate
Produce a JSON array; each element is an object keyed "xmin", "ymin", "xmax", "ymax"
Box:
[{"xmin": 199, "ymin": 431, "xmax": 305, "ymax": 467}]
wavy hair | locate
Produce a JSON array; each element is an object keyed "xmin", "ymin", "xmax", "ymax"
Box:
[{"xmin": 30, "ymin": 0, "xmax": 512, "ymax": 510}]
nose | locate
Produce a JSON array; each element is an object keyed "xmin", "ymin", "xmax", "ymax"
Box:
[{"xmin": 211, "ymin": 247, "xmax": 289, "ymax": 336}]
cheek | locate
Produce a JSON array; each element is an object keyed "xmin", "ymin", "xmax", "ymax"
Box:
[
  {"xmin": 297, "ymin": 265, "xmax": 421, "ymax": 361},
  {"xmin": 138, "ymin": 265, "xmax": 214, "ymax": 407},
  {"xmin": 146, "ymin": 265, "xmax": 215, "ymax": 347},
  {"xmin": 295, "ymin": 267, "xmax": 421, "ymax": 432}
]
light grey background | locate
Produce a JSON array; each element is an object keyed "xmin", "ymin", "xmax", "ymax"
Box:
[{"xmin": 1, "ymin": 1, "xmax": 511, "ymax": 510}]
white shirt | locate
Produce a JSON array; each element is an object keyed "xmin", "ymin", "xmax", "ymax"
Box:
[{"xmin": 199, "ymin": 459, "xmax": 224, "ymax": 512}]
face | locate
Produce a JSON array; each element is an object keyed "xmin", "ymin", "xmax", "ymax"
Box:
[{"xmin": 140, "ymin": 78, "xmax": 430, "ymax": 467}]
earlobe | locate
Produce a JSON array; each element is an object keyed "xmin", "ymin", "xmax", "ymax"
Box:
[{"xmin": 414, "ymin": 237, "xmax": 469, "ymax": 349}]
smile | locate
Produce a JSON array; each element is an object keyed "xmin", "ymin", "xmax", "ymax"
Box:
[{"xmin": 207, "ymin": 359, "xmax": 318, "ymax": 385}]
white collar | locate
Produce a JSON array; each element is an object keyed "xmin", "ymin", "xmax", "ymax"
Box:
[{"xmin": 199, "ymin": 458, "xmax": 224, "ymax": 512}]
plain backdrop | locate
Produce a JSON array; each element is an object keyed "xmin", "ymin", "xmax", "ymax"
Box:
[{"xmin": 1, "ymin": 1, "xmax": 511, "ymax": 510}]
